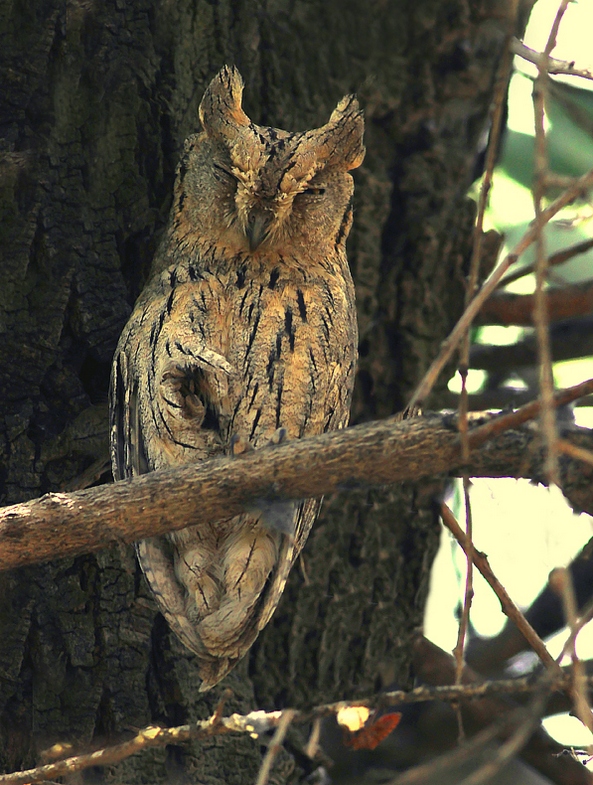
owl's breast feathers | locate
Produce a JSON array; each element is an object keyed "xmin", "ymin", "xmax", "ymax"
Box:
[{"xmin": 111, "ymin": 249, "xmax": 357, "ymax": 688}]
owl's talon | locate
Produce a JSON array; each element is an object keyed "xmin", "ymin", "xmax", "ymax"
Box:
[
  {"xmin": 229, "ymin": 433, "xmax": 252, "ymax": 456},
  {"xmin": 395, "ymin": 405, "xmax": 423, "ymax": 422},
  {"xmin": 248, "ymin": 498, "xmax": 297, "ymax": 540},
  {"xmin": 268, "ymin": 427, "xmax": 288, "ymax": 446}
]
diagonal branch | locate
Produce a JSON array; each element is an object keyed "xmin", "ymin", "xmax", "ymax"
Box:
[{"xmin": 440, "ymin": 503, "xmax": 560, "ymax": 673}]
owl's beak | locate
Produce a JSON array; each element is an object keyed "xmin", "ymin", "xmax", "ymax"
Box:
[{"xmin": 245, "ymin": 207, "xmax": 272, "ymax": 251}]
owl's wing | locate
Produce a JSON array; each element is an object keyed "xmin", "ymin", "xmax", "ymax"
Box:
[
  {"xmin": 253, "ymin": 348, "xmax": 356, "ymax": 633},
  {"xmin": 109, "ymin": 326, "xmax": 229, "ymax": 661},
  {"xmin": 110, "ymin": 347, "xmax": 149, "ymax": 480},
  {"xmin": 255, "ymin": 497, "xmax": 321, "ymax": 633}
]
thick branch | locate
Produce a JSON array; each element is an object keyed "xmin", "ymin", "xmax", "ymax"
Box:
[
  {"xmin": 471, "ymin": 315, "xmax": 593, "ymax": 371},
  {"xmin": 1, "ymin": 389, "xmax": 593, "ymax": 571},
  {"xmin": 478, "ymin": 282, "xmax": 593, "ymax": 326}
]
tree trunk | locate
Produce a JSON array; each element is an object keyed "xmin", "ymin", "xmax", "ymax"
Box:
[{"xmin": 0, "ymin": 1, "xmax": 528, "ymax": 781}]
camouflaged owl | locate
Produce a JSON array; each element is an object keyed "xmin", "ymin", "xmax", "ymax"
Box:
[{"xmin": 110, "ymin": 66, "xmax": 364, "ymax": 689}]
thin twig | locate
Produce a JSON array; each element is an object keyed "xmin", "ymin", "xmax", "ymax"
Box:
[
  {"xmin": 407, "ymin": 164, "xmax": 593, "ymax": 410},
  {"xmin": 304, "ymin": 716, "xmax": 322, "ymax": 759},
  {"xmin": 387, "ymin": 720, "xmax": 505, "ymax": 785},
  {"xmin": 3, "ymin": 668, "xmax": 593, "ymax": 785},
  {"xmin": 456, "ymin": 688, "xmax": 551, "ymax": 785},
  {"xmin": 510, "ymin": 38, "xmax": 593, "ymax": 81},
  {"xmin": 441, "ymin": 503, "xmax": 560, "ymax": 673},
  {"xmin": 254, "ymin": 709, "xmax": 296, "ymax": 785},
  {"xmin": 452, "ymin": 479, "xmax": 474, "ymax": 739},
  {"xmin": 559, "ymin": 596, "xmax": 593, "ymax": 665},
  {"xmin": 212, "ymin": 688, "xmax": 233, "ymax": 725},
  {"xmin": 388, "ymin": 669, "xmax": 556, "ymax": 785},
  {"xmin": 467, "ymin": 376, "xmax": 593, "ymax": 449},
  {"xmin": 0, "ymin": 720, "xmax": 232, "ymax": 785},
  {"xmin": 557, "ymin": 438, "xmax": 593, "ymax": 468},
  {"xmin": 530, "ymin": 0, "xmax": 571, "ymax": 487},
  {"xmin": 498, "ymin": 238, "xmax": 593, "ymax": 288},
  {"xmin": 451, "ymin": 34, "xmax": 514, "ymax": 729},
  {"xmin": 553, "ymin": 567, "xmax": 593, "ymax": 735}
]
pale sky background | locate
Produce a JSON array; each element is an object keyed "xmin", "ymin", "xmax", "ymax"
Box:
[{"xmin": 423, "ymin": 0, "xmax": 593, "ymax": 751}]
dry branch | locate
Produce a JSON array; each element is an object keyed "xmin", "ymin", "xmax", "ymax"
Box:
[
  {"xmin": 407, "ymin": 163, "xmax": 593, "ymax": 410},
  {"xmin": 412, "ymin": 637, "xmax": 593, "ymax": 785},
  {"xmin": 1, "ymin": 380, "xmax": 593, "ymax": 572},
  {"xmin": 451, "ymin": 26, "xmax": 514, "ymax": 711},
  {"xmin": 497, "ymin": 238, "xmax": 593, "ymax": 290},
  {"xmin": 510, "ymin": 37, "xmax": 593, "ymax": 81},
  {"xmin": 553, "ymin": 567, "xmax": 593, "ymax": 733},
  {"xmin": 255, "ymin": 710, "xmax": 296, "ymax": 785},
  {"xmin": 479, "ymin": 281, "xmax": 593, "ymax": 326},
  {"xmin": 441, "ymin": 503, "xmax": 559, "ymax": 673},
  {"xmin": 2, "ymin": 643, "xmax": 592, "ymax": 785},
  {"xmin": 470, "ymin": 316, "xmax": 593, "ymax": 371}
]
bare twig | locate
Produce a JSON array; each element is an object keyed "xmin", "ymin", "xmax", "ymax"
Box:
[
  {"xmin": 456, "ymin": 688, "xmax": 551, "ymax": 785},
  {"xmin": 552, "ymin": 567, "xmax": 593, "ymax": 735},
  {"xmin": 452, "ymin": 39, "xmax": 514, "ymax": 710},
  {"xmin": 441, "ymin": 503, "xmax": 560, "ymax": 673},
  {"xmin": 387, "ymin": 672, "xmax": 563, "ymax": 785},
  {"xmin": 497, "ymin": 238, "xmax": 593, "ymax": 289},
  {"xmin": 387, "ymin": 720, "xmax": 505, "ymax": 785},
  {"xmin": 511, "ymin": 38, "xmax": 593, "ymax": 81},
  {"xmin": 559, "ymin": 602, "xmax": 593, "ymax": 671},
  {"xmin": 467, "ymin": 376, "xmax": 593, "ymax": 449},
  {"xmin": 2, "ymin": 667, "xmax": 591, "ymax": 785},
  {"xmin": 411, "ymin": 636, "xmax": 593, "ymax": 785},
  {"xmin": 212, "ymin": 688, "xmax": 233, "ymax": 725},
  {"xmin": 557, "ymin": 438, "xmax": 593, "ymax": 468},
  {"xmin": 254, "ymin": 709, "xmax": 296, "ymax": 785},
  {"xmin": 407, "ymin": 166, "xmax": 593, "ymax": 410},
  {"xmin": 530, "ymin": 1, "xmax": 572, "ymax": 488},
  {"xmin": 531, "ymin": 15, "xmax": 559, "ymax": 486},
  {"xmin": 453, "ymin": 480, "xmax": 474, "ymax": 740},
  {"xmin": 0, "ymin": 719, "xmax": 234, "ymax": 785},
  {"xmin": 304, "ymin": 716, "xmax": 322, "ymax": 759}
]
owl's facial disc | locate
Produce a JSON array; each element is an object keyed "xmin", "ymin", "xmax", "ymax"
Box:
[
  {"xmin": 232, "ymin": 173, "xmax": 287, "ymax": 252},
  {"xmin": 230, "ymin": 176, "xmax": 272, "ymax": 251},
  {"xmin": 232, "ymin": 168, "xmax": 327, "ymax": 252}
]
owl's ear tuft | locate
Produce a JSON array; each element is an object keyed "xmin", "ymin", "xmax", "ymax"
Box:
[
  {"xmin": 318, "ymin": 95, "xmax": 365, "ymax": 172},
  {"xmin": 199, "ymin": 65, "xmax": 252, "ymax": 141}
]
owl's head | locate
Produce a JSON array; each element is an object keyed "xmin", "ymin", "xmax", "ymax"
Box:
[{"xmin": 174, "ymin": 66, "xmax": 365, "ymax": 257}]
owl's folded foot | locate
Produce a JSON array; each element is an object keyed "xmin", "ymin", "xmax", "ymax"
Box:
[
  {"xmin": 229, "ymin": 428, "xmax": 295, "ymax": 537},
  {"xmin": 229, "ymin": 426, "xmax": 288, "ymax": 456},
  {"xmin": 268, "ymin": 426, "xmax": 287, "ymax": 445},
  {"xmin": 229, "ymin": 433, "xmax": 252, "ymax": 456}
]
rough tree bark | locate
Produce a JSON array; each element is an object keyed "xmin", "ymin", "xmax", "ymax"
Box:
[{"xmin": 0, "ymin": 1, "xmax": 530, "ymax": 782}]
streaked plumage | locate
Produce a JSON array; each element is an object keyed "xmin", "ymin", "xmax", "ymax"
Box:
[{"xmin": 110, "ymin": 66, "xmax": 364, "ymax": 689}]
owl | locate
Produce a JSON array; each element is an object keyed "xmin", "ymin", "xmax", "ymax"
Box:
[{"xmin": 110, "ymin": 66, "xmax": 364, "ymax": 690}]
